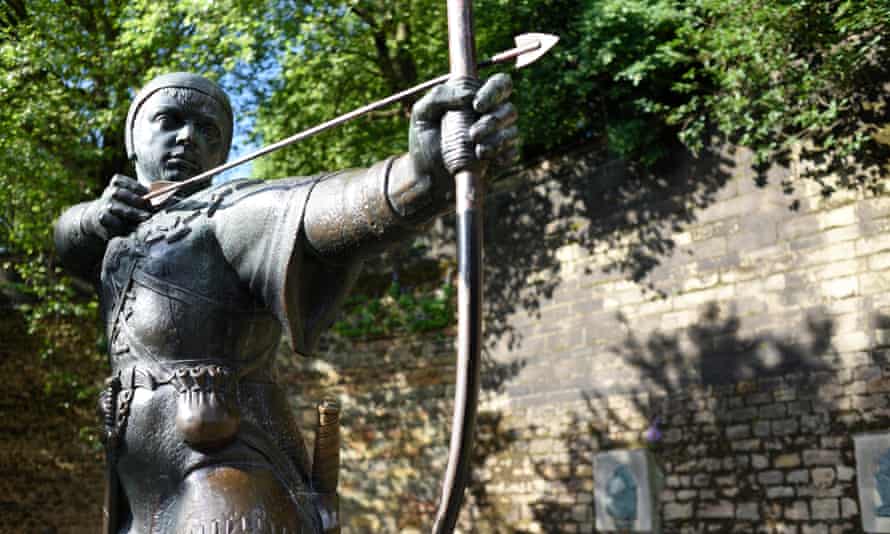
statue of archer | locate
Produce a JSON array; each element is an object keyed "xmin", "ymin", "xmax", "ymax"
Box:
[{"xmin": 53, "ymin": 71, "xmax": 516, "ymax": 533}]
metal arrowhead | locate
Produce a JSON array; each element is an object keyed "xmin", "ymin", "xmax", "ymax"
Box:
[{"xmin": 514, "ymin": 33, "xmax": 559, "ymax": 68}]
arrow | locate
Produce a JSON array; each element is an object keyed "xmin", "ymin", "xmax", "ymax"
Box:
[{"xmin": 143, "ymin": 32, "xmax": 558, "ymax": 206}]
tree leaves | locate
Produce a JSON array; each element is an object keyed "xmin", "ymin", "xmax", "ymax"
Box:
[
  {"xmin": 1, "ymin": 0, "xmax": 887, "ymax": 377},
  {"xmin": 0, "ymin": 0, "xmax": 275, "ymax": 335}
]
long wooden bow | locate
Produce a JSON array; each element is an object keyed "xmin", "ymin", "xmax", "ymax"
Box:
[{"xmin": 432, "ymin": 1, "xmax": 482, "ymax": 532}]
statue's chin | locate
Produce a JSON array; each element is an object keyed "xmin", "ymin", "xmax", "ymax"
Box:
[
  {"xmin": 161, "ymin": 168, "xmax": 197, "ymax": 183},
  {"xmin": 152, "ymin": 168, "xmax": 210, "ymax": 196}
]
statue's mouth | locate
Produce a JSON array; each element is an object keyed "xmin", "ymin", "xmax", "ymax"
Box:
[{"xmin": 165, "ymin": 150, "xmax": 201, "ymax": 174}]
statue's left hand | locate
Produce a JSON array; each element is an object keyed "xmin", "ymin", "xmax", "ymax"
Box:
[{"xmin": 409, "ymin": 73, "xmax": 518, "ymax": 187}]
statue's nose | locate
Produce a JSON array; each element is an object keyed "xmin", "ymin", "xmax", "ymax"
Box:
[{"xmin": 175, "ymin": 122, "xmax": 196, "ymax": 144}]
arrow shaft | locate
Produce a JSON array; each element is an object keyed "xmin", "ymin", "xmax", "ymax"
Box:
[{"xmin": 143, "ymin": 39, "xmax": 541, "ymax": 203}]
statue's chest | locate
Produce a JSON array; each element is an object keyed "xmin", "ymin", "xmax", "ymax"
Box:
[
  {"xmin": 100, "ymin": 206, "xmax": 271, "ymax": 364},
  {"xmin": 132, "ymin": 209, "xmax": 225, "ymax": 295},
  {"xmin": 102, "ymin": 209, "xmax": 222, "ymax": 303}
]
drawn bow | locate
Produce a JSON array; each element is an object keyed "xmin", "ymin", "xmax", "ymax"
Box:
[{"xmin": 432, "ymin": 1, "xmax": 483, "ymax": 532}]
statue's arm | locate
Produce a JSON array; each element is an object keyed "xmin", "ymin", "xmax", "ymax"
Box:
[
  {"xmin": 304, "ymin": 73, "xmax": 518, "ymax": 264},
  {"xmin": 53, "ymin": 175, "xmax": 152, "ymax": 282},
  {"xmin": 53, "ymin": 201, "xmax": 108, "ymax": 282},
  {"xmin": 302, "ymin": 154, "xmax": 448, "ymax": 264}
]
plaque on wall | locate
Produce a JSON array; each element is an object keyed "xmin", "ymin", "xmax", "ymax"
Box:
[
  {"xmin": 594, "ymin": 448, "xmax": 663, "ymax": 533},
  {"xmin": 855, "ymin": 432, "xmax": 890, "ymax": 533}
]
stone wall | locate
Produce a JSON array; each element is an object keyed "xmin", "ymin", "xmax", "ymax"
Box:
[{"xmin": 284, "ymin": 143, "xmax": 890, "ymax": 533}]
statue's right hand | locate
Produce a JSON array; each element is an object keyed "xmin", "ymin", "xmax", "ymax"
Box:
[{"xmin": 82, "ymin": 174, "xmax": 153, "ymax": 240}]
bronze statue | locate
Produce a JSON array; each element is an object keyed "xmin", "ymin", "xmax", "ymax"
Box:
[{"xmin": 53, "ymin": 70, "xmax": 516, "ymax": 533}]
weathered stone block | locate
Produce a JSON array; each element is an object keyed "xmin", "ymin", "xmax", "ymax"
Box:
[
  {"xmin": 775, "ymin": 453, "xmax": 802, "ymax": 469},
  {"xmin": 732, "ymin": 439, "xmax": 761, "ymax": 452},
  {"xmin": 773, "ymin": 419, "xmax": 800, "ymax": 436},
  {"xmin": 854, "ymin": 394, "xmax": 889, "ymax": 411},
  {"xmin": 665, "ymin": 475, "xmax": 684, "ymax": 488},
  {"xmin": 812, "ymin": 467, "xmax": 836, "ymax": 489},
  {"xmin": 804, "ymin": 449, "xmax": 841, "ymax": 466},
  {"xmin": 774, "ymin": 387, "xmax": 798, "ymax": 402},
  {"xmin": 796, "ymin": 486, "xmax": 844, "ymax": 499},
  {"xmin": 715, "ymin": 474, "xmax": 737, "ymax": 487},
  {"xmin": 766, "ymin": 486, "xmax": 795, "ymax": 499},
  {"xmin": 726, "ymin": 424, "xmax": 750, "ymax": 439},
  {"xmin": 748, "ymin": 392, "xmax": 773, "ymax": 405},
  {"xmin": 663, "ymin": 502, "xmax": 692, "ymax": 521},
  {"xmin": 676, "ymin": 490, "xmax": 697, "ymax": 501},
  {"xmin": 754, "ymin": 420, "xmax": 772, "ymax": 437},
  {"xmin": 842, "ymin": 497, "xmax": 859, "ymax": 519},
  {"xmin": 865, "ymin": 376, "xmax": 890, "ymax": 393},
  {"xmin": 692, "ymin": 473, "xmax": 711, "ymax": 487},
  {"xmin": 758, "ymin": 470, "xmax": 784, "ymax": 486},
  {"xmin": 785, "ymin": 500, "xmax": 809, "ymax": 521},
  {"xmin": 752, "ymin": 455, "xmax": 769, "ymax": 469},
  {"xmin": 787, "ymin": 469, "xmax": 810, "ymax": 485},
  {"xmin": 837, "ymin": 465, "xmax": 855, "ymax": 482},
  {"xmin": 736, "ymin": 502, "xmax": 760, "ymax": 521},
  {"xmin": 811, "ymin": 498, "xmax": 840, "ymax": 520},
  {"xmin": 787, "ymin": 400, "xmax": 812, "ymax": 416},
  {"xmin": 698, "ymin": 500, "xmax": 734, "ymax": 519}
]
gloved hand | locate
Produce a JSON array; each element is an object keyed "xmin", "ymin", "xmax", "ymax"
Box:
[
  {"xmin": 81, "ymin": 174, "xmax": 153, "ymax": 240},
  {"xmin": 407, "ymin": 73, "xmax": 518, "ymax": 199}
]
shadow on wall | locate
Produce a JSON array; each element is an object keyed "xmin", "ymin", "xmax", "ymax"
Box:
[
  {"xmin": 618, "ymin": 303, "xmax": 835, "ymax": 393},
  {"xmin": 464, "ymin": 142, "xmax": 736, "ymax": 351},
  {"xmin": 476, "ymin": 308, "xmax": 890, "ymax": 533}
]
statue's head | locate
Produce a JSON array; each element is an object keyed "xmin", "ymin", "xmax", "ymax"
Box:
[{"xmin": 126, "ymin": 72, "xmax": 233, "ymax": 187}]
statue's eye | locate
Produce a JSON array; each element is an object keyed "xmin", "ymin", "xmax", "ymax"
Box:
[
  {"xmin": 154, "ymin": 113, "xmax": 178, "ymax": 129},
  {"xmin": 198, "ymin": 122, "xmax": 222, "ymax": 144}
]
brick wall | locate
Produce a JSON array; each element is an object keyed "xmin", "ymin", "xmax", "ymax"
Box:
[{"xmin": 285, "ymin": 143, "xmax": 890, "ymax": 533}]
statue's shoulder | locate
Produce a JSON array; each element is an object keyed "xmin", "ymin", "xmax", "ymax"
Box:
[
  {"xmin": 163, "ymin": 177, "xmax": 315, "ymax": 216},
  {"xmin": 209, "ymin": 176, "xmax": 317, "ymax": 202}
]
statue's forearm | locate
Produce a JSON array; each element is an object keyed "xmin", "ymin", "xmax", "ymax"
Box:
[
  {"xmin": 303, "ymin": 154, "xmax": 451, "ymax": 263},
  {"xmin": 53, "ymin": 201, "xmax": 107, "ymax": 283},
  {"xmin": 385, "ymin": 154, "xmax": 453, "ymax": 223}
]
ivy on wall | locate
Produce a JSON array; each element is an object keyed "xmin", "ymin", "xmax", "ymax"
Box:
[{"xmin": 334, "ymin": 281, "xmax": 455, "ymax": 340}]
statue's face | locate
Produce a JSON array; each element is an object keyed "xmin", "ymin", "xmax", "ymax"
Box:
[{"xmin": 132, "ymin": 88, "xmax": 229, "ymax": 186}]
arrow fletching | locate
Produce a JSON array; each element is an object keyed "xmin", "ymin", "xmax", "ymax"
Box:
[{"xmin": 147, "ymin": 181, "xmax": 182, "ymax": 207}]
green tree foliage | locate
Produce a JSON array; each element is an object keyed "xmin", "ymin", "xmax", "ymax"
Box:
[
  {"xmin": 252, "ymin": 0, "xmax": 578, "ymax": 177},
  {"xmin": 0, "ymin": 0, "xmax": 277, "ymax": 321},
  {"xmin": 333, "ymin": 280, "xmax": 455, "ymax": 339},
  {"xmin": 0, "ymin": 0, "xmax": 280, "ymax": 410},
  {"xmin": 1, "ymin": 0, "xmax": 887, "ymax": 361},
  {"xmin": 255, "ymin": 0, "xmax": 889, "ymax": 187},
  {"xmin": 252, "ymin": 1, "xmax": 447, "ymax": 177}
]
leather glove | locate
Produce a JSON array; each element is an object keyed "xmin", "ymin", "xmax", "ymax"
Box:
[
  {"xmin": 402, "ymin": 73, "xmax": 518, "ymax": 209},
  {"xmin": 81, "ymin": 174, "xmax": 153, "ymax": 240}
]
